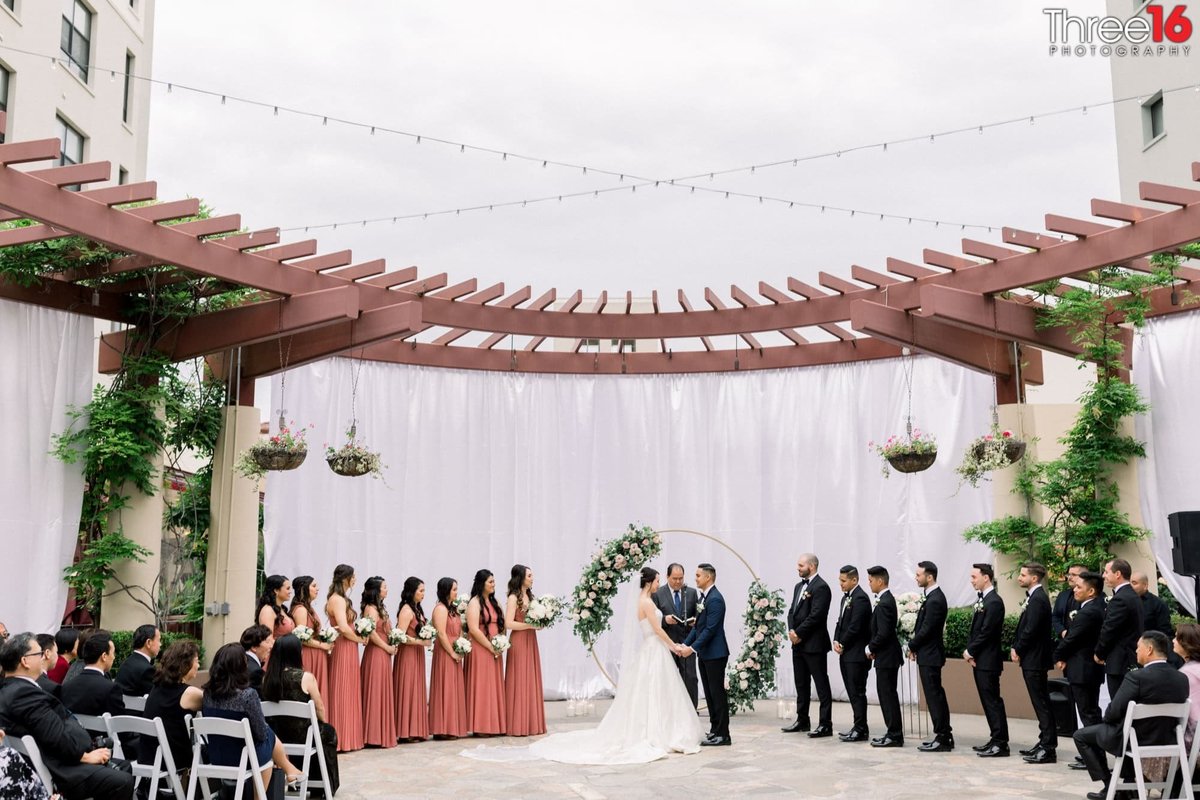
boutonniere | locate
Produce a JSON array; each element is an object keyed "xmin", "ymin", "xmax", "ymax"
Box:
[
  {"xmin": 973, "ymin": 599, "xmax": 984, "ymax": 613},
  {"xmin": 802, "ymin": 591, "xmax": 812, "ymax": 601},
  {"xmin": 841, "ymin": 598, "xmax": 852, "ymax": 617},
  {"xmin": 696, "ymin": 601, "xmax": 705, "ymax": 614},
  {"xmin": 1069, "ymin": 610, "xmax": 1078, "ymax": 620},
  {"xmin": 1019, "ymin": 598, "xmax": 1028, "ymax": 610}
]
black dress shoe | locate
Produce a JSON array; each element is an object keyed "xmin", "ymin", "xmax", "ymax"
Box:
[
  {"xmin": 971, "ymin": 741, "xmax": 994, "ymax": 753},
  {"xmin": 871, "ymin": 736, "xmax": 904, "ymax": 748},
  {"xmin": 781, "ymin": 720, "xmax": 810, "ymax": 733},
  {"xmin": 1018, "ymin": 744, "xmax": 1042, "ymax": 757},
  {"xmin": 1022, "ymin": 749, "xmax": 1055, "ymax": 764},
  {"xmin": 1086, "ymin": 791, "xmax": 1107, "ymax": 800},
  {"xmin": 1068, "ymin": 761, "xmax": 1090, "ymax": 771},
  {"xmin": 701, "ymin": 736, "xmax": 731, "ymax": 746},
  {"xmin": 977, "ymin": 744, "xmax": 1010, "ymax": 758},
  {"xmin": 917, "ymin": 739, "xmax": 953, "ymax": 752},
  {"xmin": 839, "ymin": 730, "xmax": 869, "ymax": 742},
  {"xmin": 807, "ymin": 725, "xmax": 833, "ymax": 738}
]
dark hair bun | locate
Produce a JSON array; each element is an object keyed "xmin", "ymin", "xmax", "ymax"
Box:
[{"xmin": 640, "ymin": 567, "xmax": 658, "ymax": 588}]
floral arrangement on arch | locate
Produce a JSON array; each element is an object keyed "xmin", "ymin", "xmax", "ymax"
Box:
[
  {"xmin": 234, "ymin": 420, "xmax": 312, "ymax": 480},
  {"xmin": 325, "ymin": 424, "xmax": 385, "ymax": 478},
  {"xmin": 894, "ymin": 591, "xmax": 924, "ymax": 647},
  {"xmin": 570, "ymin": 524, "xmax": 663, "ymax": 650},
  {"xmin": 868, "ymin": 427, "xmax": 937, "ymax": 478},
  {"xmin": 726, "ymin": 580, "xmax": 788, "ymax": 714},
  {"xmin": 955, "ymin": 426, "xmax": 1026, "ymax": 488}
]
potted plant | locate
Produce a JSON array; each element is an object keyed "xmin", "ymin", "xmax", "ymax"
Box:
[
  {"xmin": 325, "ymin": 424, "xmax": 384, "ymax": 478},
  {"xmin": 235, "ymin": 418, "xmax": 311, "ymax": 480},
  {"xmin": 869, "ymin": 427, "xmax": 937, "ymax": 477},
  {"xmin": 955, "ymin": 426, "xmax": 1026, "ymax": 488}
]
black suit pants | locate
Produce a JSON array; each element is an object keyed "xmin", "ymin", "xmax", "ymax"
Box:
[
  {"xmin": 918, "ymin": 663, "xmax": 953, "ymax": 739},
  {"xmin": 672, "ymin": 650, "xmax": 699, "ymax": 709},
  {"xmin": 840, "ymin": 659, "xmax": 870, "ymax": 733},
  {"xmin": 973, "ymin": 667, "xmax": 1009, "ymax": 744},
  {"xmin": 699, "ymin": 656, "xmax": 729, "ymax": 739},
  {"xmin": 1022, "ymin": 669, "xmax": 1057, "ymax": 750},
  {"xmin": 875, "ymin": 665, "xmax": 902, "ymax": 737},
  {"xmin": 1106, "ymin": 672, "xmax": 1127, "ymax": 701},
  {"xmin": 1073, "ymin": 722, "xmax": 1122, "ymax": 784},
  {"xmin": 1070, "ymin": 679, "xmax": 1103, "ymax": 727},
  {"xmin": 60, "ymin": 762, "xmax": 136, "ymax": 800},
  {"xmin": 792, "ymin": 648, "xmax": 832, "ymax": 727}
]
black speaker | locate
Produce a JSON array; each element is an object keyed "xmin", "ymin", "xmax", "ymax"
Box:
[{"xmin": 1169, "ymin": 511, "xmax": 1200, "ymax": 575}]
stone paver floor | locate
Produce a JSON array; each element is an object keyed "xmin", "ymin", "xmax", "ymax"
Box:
[{"xmin": 332, "ymin": 699, "xmax": 1098, "ymax": 799}]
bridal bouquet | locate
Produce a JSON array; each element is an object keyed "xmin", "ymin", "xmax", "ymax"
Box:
[
  {"xmin": 454, "ymin": 597, "xmax": 470, "ymax": 616},
  {"xmin": 292, "ymin": 626, "xmax": 314, "ymax": 643},
  {"xmin": 316, "ymin": 628, "xmax": 339, "ymax": 644},
  {"xmin": 453, "ymin": 636, "xmax": 472, "ymax": 655},
  {"xmin": 388, "ymin": 629, "xmax": 409, "ymax": 646},
  {"xmin": 490, "ymin": 634, "xmax": 511, "ymax": 658},
  {"xmin": 525, "ymin": 594, "xmax": 565, "ymax": 628},
  {"xmin": 354, "ymin": 617, "xmax": 376, "ymax": 638},
  {"xmin": 418, "ymin": 623, "xmax": 438, "ymax": 641}
]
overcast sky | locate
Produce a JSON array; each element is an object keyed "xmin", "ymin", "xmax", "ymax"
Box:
[{"xmin": 149, "ymin": 0, "xmax": 1121, "ymax": 317}]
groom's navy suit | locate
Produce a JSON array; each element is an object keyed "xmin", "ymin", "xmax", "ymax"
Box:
[{"xmin": 684, "ymin": 586, "xmax": 731, "ymax": 741}]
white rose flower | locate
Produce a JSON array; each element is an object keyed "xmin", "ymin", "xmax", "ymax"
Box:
[
  {"xmin": 739, "ymin": 680, "xmax": 749, "ymax": 690},
  {"xmin": 584, "ymin": 598, "xmax": 594, "ymax": 607},
  {"xmin": 588, "ymin": 591, "xmax": 596, "ymax": 599},
  {"xmin": 581, "ymin": 610, "xmax": 591, "ymax": 619}
]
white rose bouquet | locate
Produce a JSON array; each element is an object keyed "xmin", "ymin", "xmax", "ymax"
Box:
[
  {"xmin": 354, "ymin": 617, "xmax": 377, "ymax": 638},
  {"xmin": 454, "ymin": 597, "xmax": 469, "ymax": 616},
  {"xmin": 490, "ymin": 634, "xmax": 511, "ymax": 658},
  {"xmin": 453, "ymin": 636, "xmax": 472, "ymax": 656},
  {"xmin": 525, "ymin": 594, "xmax": 564, "ymax": 628},
  {"xmin": 418, "ymin": 623, "xmax": 438, "ymax": 641},
  {"xmin": 387, "ymin": 628, "xmax": 408, "ymax": 646},
  {"xmin": 292, "ymin": 626, "xmax": 313, "ymax": 643},
  {"xmin": 316, "ymin": 628, "xmax": 339, "ymax": 644}
]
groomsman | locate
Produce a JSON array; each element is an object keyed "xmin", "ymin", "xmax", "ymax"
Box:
[
  {"xmin": 1132, "ymin": 571, "xmax": 1182, "ymax": 668},
  {"xmin": 1052, "ymin": 563, "xmax": 1087, "ymax": 641},
  {"xmin": 1012, "ymin": 562, "xmax": 1056, "ymax": 764},
  {"xmin": 833, "ymin": 565, "xmax": 871, "ymax": 742},
  {"xmin": 866, "ymin": 565, "xmax": 903, "ymax": 747},
  {"xmin": 783, "ymin": 553, "xmax": 834, "ymax": 738},
  {"xmin": 1094, "ymin": 558, "xmax": 1143, "ymax": 698},
  {"xmin": 1055, "ymin": 571, "xmax": 1106, "ymax": 728},
  {"xmin": 965, "ymin": 563, "xmax": 1008, "ymax": 757},
  {"xmin": 910, "ymin": 560, "xmax": 953, "ymax": 752},
  {"xmin": 652, "ymin": 562, "xmax": 699, "ymax": 708}
]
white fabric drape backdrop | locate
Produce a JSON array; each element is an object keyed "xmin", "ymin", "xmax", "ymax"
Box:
[
  {"xmin": 265, "ymin": 355, "xmax": 996, "ymax": 700},
  {"xmin": 1134, "ymin": 310, "xmax": 1200, "ymax": 615},
  {"xmin": 0, "ymin": 299, "xmax": 92, "ymax": 634}
]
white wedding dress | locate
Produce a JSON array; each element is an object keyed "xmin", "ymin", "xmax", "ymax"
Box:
[{"xmin": 462, "ymin": 608, "xmax": 704, "ymax": 764}]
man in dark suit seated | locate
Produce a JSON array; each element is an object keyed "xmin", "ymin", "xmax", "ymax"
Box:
[
  {"xmin": 60, "ymin": 630, "xmax": 126, "ymax": 718},
  {"xmin": 1073, "ymin": 630, "xmax": 1190, "ymax": 800},
  {"xmin": 114, "ymin": 623, "xmax": 159, "ymax": 698},
  {"xmin": 0, "ymin": 632, "xmax": 135, "ymax": 800},
  {"xmin": 241, "ymin": 624, "xmax": 273, "ymax": 695},
  {"xmin": 35, "ymin": 634, "xmax": 62, "ymax": 700}
]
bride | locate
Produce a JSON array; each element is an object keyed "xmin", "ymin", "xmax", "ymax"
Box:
[{"xmin": 463, "ymin": 566, "xmax": 704, "ymax": 764}]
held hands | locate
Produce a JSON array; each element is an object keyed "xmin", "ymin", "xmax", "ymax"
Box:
[
  {"xmin": 675, "ymin": 644, "xmax": 695, "ymax": 658},
  {"xmin": 1055, "ymin": 660, "xmax": 1067, "ymax": 672},
  {"xmin": 1010, "ymin": 648, "xmax": 1020, "ymax": 665},
  {"xmin": 1094, "ymin": 655, "xmax": 1105, "ymax": 665},
  {"xmin": 832, "ymin": 641, "xmax": 843, "ymax": 655},
  {"xmin": 81, "ymin": 748, "xmax": 111, "ymax": 765},
  {"xmin": 907, "ymin": 650, "xmax": 917, "ymax": 661},
  {"xmin": 788, "ymin": 630, "xmax": 800, "ymax": 645},
  {"xmin": 963, "ymin": 649, "xmax": 976, "ymax": 667}
]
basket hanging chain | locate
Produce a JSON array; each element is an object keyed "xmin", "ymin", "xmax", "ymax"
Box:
[{"xmin": 276, "ymin": 335, "xmax": 293, "ymax": 432}]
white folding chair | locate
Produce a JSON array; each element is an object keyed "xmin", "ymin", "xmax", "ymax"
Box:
[
  {"xmin": 6, "ymin": 734, "xmax": 54, "ymax": 793},
  {"xmin": 73, "ymin": 711, "xmax": 111, "ymax": 740},
  {"xmin": 123, "ymin": 694, "xmax": 148, "ymax": 713},
  {"xmin": 262, "ymin": 699, "xmax": 328, "ymax": 798},
  {"xmin": 186, "ymin": 716, "xmax": 268, "ymax": 800},
  {"xmin": 1107, "ymin": 700, "xmax": 1194, "ymax": 800},
  {"xmin": 107, "ymin": 714, "xmax": 186, "ymax": 800}
]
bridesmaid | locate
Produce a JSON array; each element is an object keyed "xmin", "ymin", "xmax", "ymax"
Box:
[
  {"xmin": 325, "ymin": 564, "xmax": 367, "ymax": 752},
  {"xmin": 428, "ymin": 577, "xmax": 468, "ymax": 739},
  {"xmin": 393, "ymin": 576, "xmax": 433, "ymax": 743},
  {"xmin": 289, "ymin": 575, "xmax": 333, "ymax": 700},
  {"xmin": 503, "ymin": 564, "xmax": 546, "ymax": 736},
  {"xmin": 256, "ymin": 575, "xmax": 295, "ymax": 637},
  {"xmin": 465, "ymin": 568, "xmax": 506, "ymax": 736},
  {"xmin": 359, "ymin": 576, "xmax": 398, "ymax": 748}
]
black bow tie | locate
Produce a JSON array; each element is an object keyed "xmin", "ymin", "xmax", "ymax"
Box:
[
  {"xmin": 844, "ymin": 592, "xmax": 851, "ymax": 599},
  {"xmin": 1025, "ymin": 590, "xmax": 1032, "ymax": 598},
  {"xmin": 977, "ymin": 591, "xmax": 984, "ymax": 599}
]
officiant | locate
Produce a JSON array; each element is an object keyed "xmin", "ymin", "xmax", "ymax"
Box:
[{"xmin": 653, "ymin": 562, "xmax": 699, "ymax": 708}]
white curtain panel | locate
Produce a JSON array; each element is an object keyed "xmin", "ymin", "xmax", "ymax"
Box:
[
  {"xmin": 265, "ymin": 355, "xmax": 996, "ymax": 700},
  {"xmin": 1134, "ymin": 310, "xmax": 1200, "ymax": 615},
  {"xmin": 0, "ymin": 299, "xmax": 92, "ymax": 634}
]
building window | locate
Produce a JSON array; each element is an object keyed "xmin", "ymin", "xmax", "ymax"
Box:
[
  {"xmin": 1142, "ymin": 91, "xmax": 1165, "ymax": 146},
  {"xmin": 60, "ymin": 0, "xmax": 92, "ymax": 82},
  {"xmin": 0, "ymin": 66, "xmax": 9, "ymax": 144},
  {"xmin": 118, "ymin": 166, "xmax": 128, "ymax": 185},
  {"xmin": 122, "ymin": 52, "xmax": 133, "ymax": 123},
  {"xmin": 57, "ymin": 115, "xmax": 84, "ymax": 190},
  {"xmin": 613, "ymin": 339, "xmax": 636, "ymax": 352},
  {"xmin": 1, "ymin": 0, "xmax": 13, "ymax": 13}
]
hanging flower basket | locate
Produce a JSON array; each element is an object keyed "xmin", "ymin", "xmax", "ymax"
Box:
[
  {"xmin": 325, "ymin": 425, "xmax": 384, "ymax": 479},
  {"xmin": 956, "ymin": 428, "xmax": 1027, "ymax": 488},
  {"xmin": 869, "ymin": 428, "xmax": 937, "ymax": 478},
  {"xmin": 235, "ymin": 421, "xmax": 312, "ymax": 480},
  {"xmin": 888, "ymin": 450, "xmax": 938, "ymax": 474}
]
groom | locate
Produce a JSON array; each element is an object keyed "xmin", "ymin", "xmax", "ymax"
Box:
[{"xmin": 680, "ymin": 563, "xmax": 731, "ymax": 746}]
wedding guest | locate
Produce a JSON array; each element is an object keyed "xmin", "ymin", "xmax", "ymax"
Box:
[
  {"xmin": 865, "ymin": 566, "xmax": 902, "ymax": 748},
  {"xmin": 965, "ymin": 563, "xmax": 1008, "ymax": 758},
  {"xmin": 61, "ymin": 630, "xmax": 126, "ymax": 718},
  {"xmin": 359, "ymin": 576, "xmax": 398, "ymax": 748},
  {"xmin": 651, "ymin": 563, "xmax": 699, "ymax": 708},
  {"xmin": 1054, "ymin": 571, "xmax": 1106, "ymax": 728},
  {"xmin": 201, "ymin": 643, "xmax": 304, "ymax": 792},
  {"xmin": 47, "ymin": 628, "xmax": 80, "ymax": 684},
  {"xmin": 1132, "ymin": 572, "xmax": 1180, "ymax": 667},
  {"xmin": 1011, "ymin": 562, "xmax": 1056, "ymax": 764},
  {"xmin": 240, "ymin": 625, "xmax": 273, "ymax": 696},
  {"xmin": 114, "ymin": 624, "xmax": 159, "ymax": 698},
  {"xmin": 140, "ymin": 640, "xmax": 203, "ymax": 776},
  {"xmin": 393, "ymin": 577, "xmax": 432, "ymax": 742},
  {"xmin": 1172, "ymin": 623, "xmax": 1200, "ymax": 753},
  {"xmin": 61, "ymin": 630, "xmax": 92, "ymax": 686},
  {"xmin": 289, "ymin": 575, "xmax": 333, "ymax": 700},
  {"xmin": 35, "ymin": 634, "xmax": 61, "ymax": 699},
  {"xmin": 911, "ymin": 560, "xmax": 954, "ymax": 752},
  {"xmin": 1094, "ymin": 558, "xmax": 1144, "ymax": 698},
  {"xmin": 783, "ymin": 553, "xmax": 833, "ymax": 738},
  {"xmin": 465, "ymin": 569, "xmax": 506, "ymax": 736},
  {"xmin": 503, "ymin": 564, "xmax": 546, "ymax": 737},
  {"xmin": 0, "ymin": 727, "xmax": 53, "ymax": 799},
  {"xmin": 833, "ymin": 565, "xmax": 871, "ymax": 743},
  {"xmin": 1052, "ymin": 563, "xmax": 1088, "ymax": 641},
  {"xmin": 0, "ymin": 632, "xmax": 135, "ymax": 800},
  {"xmin": 261, "ymin": 634, "xmax": 340, "ymax": 797},
  {"xmin": 325, "ymin": 564, "xmax": 366, "ymax": 752},
  {"xmin": 257, "ymin": 575, "xmax": 296, "ymax": 639},
  {"xmin": 428, "ymin": 578, "xmax": 468, "ymax": 739}
]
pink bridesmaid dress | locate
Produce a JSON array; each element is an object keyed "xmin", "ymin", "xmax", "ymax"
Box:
[
  {"xmin": 503, "ymin": 605, "xmax": 546, "ymax": 736},
  {"xmin": 393, "ymin": 616, "xmax": 429, "ymax": 741},
  {"xmin": 326, "ymin": 601, "xmax": 365, "ymax": 752},
  {"xmin": 273, "ymin": 610, "xmax": 296, "ymax": 639},
  {"xmin": 428, "ymin": 610, "xmax": 468, "ymax": 738},
  {"xmin": 465, "ymin": 613, "xmax": 506, "ymax": 735},
  {"xmin": 361, "ymin": 613, "xmax": 398, "ymax": 748},
  {"xmin": 298, "ymin": 609, "xmax": 329, "ymax": 704}
]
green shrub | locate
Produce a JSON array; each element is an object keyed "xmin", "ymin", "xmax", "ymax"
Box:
[
  {"xmin": 110, "ymin": 630, "xmax": 203, "ymax": 674},
  {"xmin": 943, "ymin": 608, "xmax": 1025, "ymax": 661}
]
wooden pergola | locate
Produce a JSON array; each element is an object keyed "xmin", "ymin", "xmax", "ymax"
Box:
[{"xmin": 2, "ymin": 113, "xmax": 1199, "ymax": 403}]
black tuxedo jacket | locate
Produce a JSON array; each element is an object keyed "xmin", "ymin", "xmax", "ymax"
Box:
[
  {"xmin": 788, "ymin": 575, "xmax": 832, "ymax": 654},
  {"xmin": 966, "ymin": 590, "xmax": 1006, "ymax": 671},
  {"xmin": 868, "ymin": 590, "xmax": 903, "ymax": 669},
  {"xmin": 1013, "ymin": 587, "xmax": 1053, "ymax": 671},
  {"xmin": 60, "ymin": 667, "xmax": 126, "ymax": 717},
  {"xmin": 1092, "ymin": 662, "xmax": 1190, "ymax": 754},
  {"xmin": 0, "ymin": 676, "xmax": 99, "ymax": 795},
  {"xmin": 1052, "ymin": 585, "xmax": 1080, "ymax": 640},
  {"xmin": 833, "ymin": 586, "xmax": 871, "ymax": 664},
  {"xmin": 246, "ymin": 653, "xmax": 265, "ymax": 695},
  {"xmin": 1141, "ymin": 592, "xmax": 1174, "ymax": 637},
  {"xmin": 652, "ymin": 584, "xmax": 699, "ymax": 645},
  {"xmin": 907, "ymin": 586, "xmax": 947, "ymax": 667},
  {"xmin": 115, "ymin": 651, "xmax": 154, "ymax": 697},
  {"xmin": 36, "ymin": 674, "xmax": 62, "ymax": 700},
  {"xmin": 1054, "ymin": 597, "xmax": 1106, "ymax": 684},
  {"xmin": 1095, "ymin": 585, "xmax": 1144, "ymax": 676}
]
